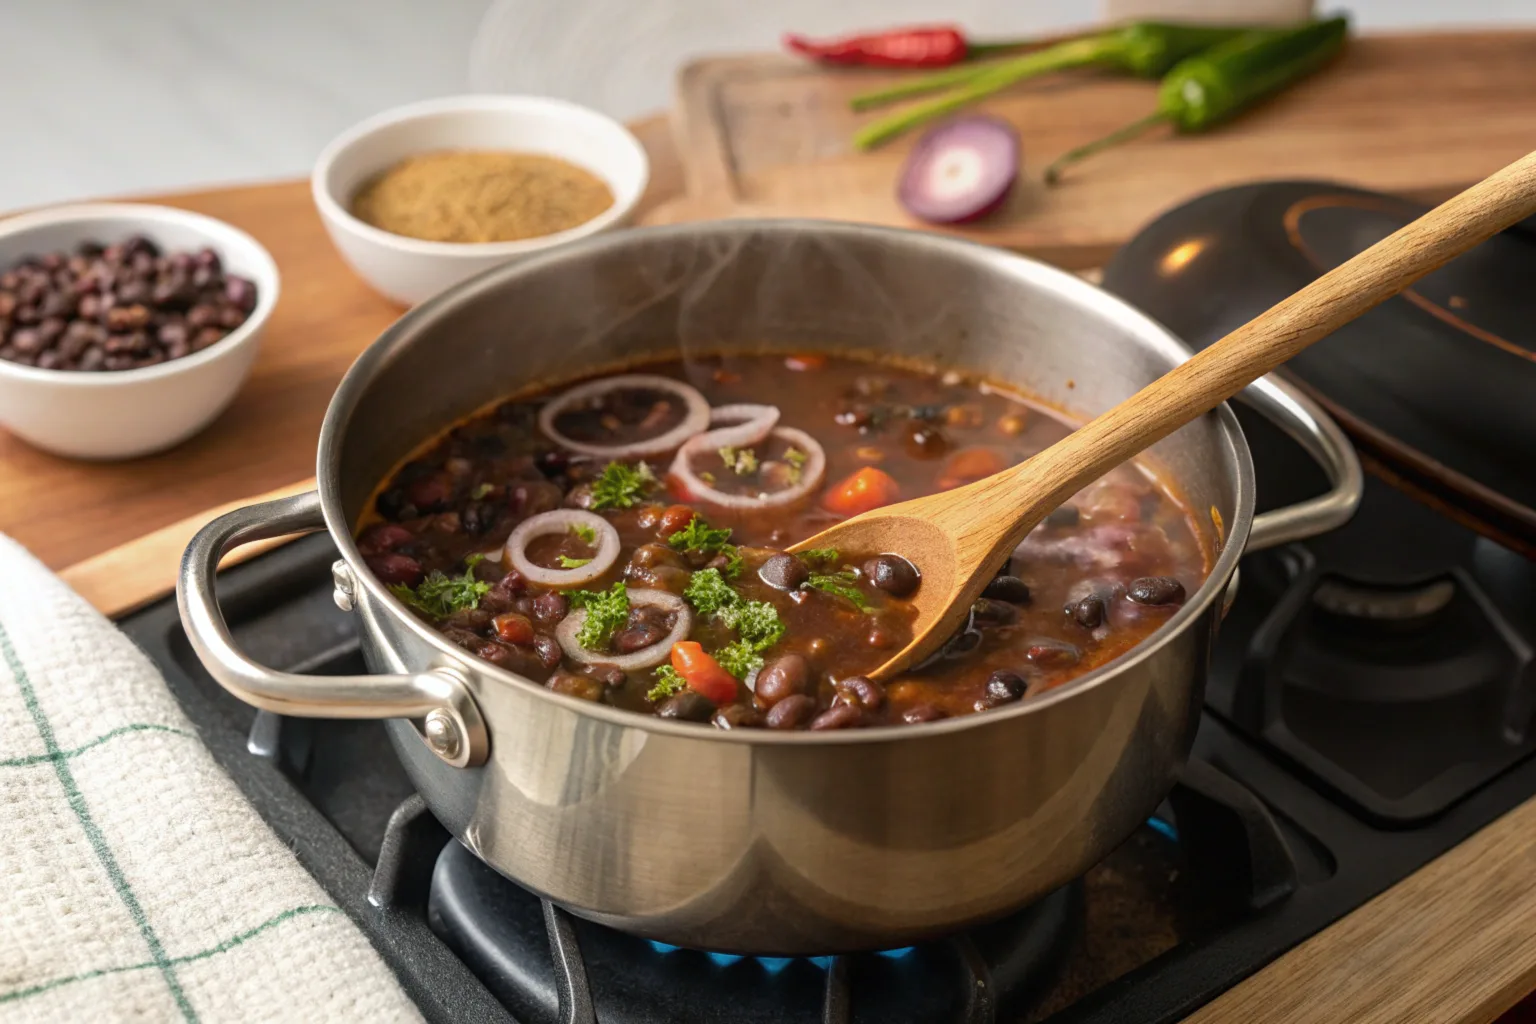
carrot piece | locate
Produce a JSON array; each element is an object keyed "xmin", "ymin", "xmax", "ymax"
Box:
[
  {"xmin": 823, "ymin": 466, "xmax": 902, "ymax": 517},
  {"xmin": 937, "ymin": 446, "xmax": 1007, "ymax": 490},
  {"xmin": 784, "ymin": 354, "xmax": 827, "ymax": 371},
  {"xmin": 670, "ymin": 641, "xmax": 739, "ymax": 704}
]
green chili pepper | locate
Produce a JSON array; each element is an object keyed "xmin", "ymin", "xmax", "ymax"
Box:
[
  {"xmin": 850, "ymin": 21, "xmax": 1252, "ymax": 150},
  {"xmin": 1044, "ymin": 15, "xmax": 1349, "ymax": 184}
]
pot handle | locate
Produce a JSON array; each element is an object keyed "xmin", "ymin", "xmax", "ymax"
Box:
[
  {"xmin": 176, "ymin": 489, "xmax": 487, "ymax": 768},
  {"xmin": 1236, "ymin": 373, "xmax": 1363, "ymax": 552}
]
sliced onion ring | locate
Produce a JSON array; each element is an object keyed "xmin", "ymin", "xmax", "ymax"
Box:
[
  {"xmin": 556, "ymin": 588, "xmax": 693, "ymax": 671},
  {"xmin": 538, "ymin": 374, "xmax": 711, "ymax": 459},
  {"xmin": 669, "ymin": 408, "xmax": 827, "ymax": 510},
  {"xmin": 505, "ymin": 510, "xmax": 620, "ymax": 587}
]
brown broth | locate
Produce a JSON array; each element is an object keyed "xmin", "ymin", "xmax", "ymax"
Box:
[{"xmin": 356, "ymin": 353, "xmax": 1211, "ymax": 729}]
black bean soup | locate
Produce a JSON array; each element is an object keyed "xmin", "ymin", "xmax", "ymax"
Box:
[{"xmin": 356, "ymin": 354, "xmax": 1210, "ymax": 731}]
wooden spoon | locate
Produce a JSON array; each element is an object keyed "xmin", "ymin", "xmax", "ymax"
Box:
[{"xmin": 790, "ymin": 149, "xmax": 1536, "ymax": 682}]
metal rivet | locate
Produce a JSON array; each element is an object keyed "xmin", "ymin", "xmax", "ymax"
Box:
[
  {"xmin": 331, "ymin": 559, "xmax": 356, "ymax": 612},
  {"xmin": 423, "ymin": 708, "xmax": 462, "ymax": 761}
]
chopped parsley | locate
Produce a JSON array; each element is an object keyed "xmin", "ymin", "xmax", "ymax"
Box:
[
  {"xmin": 570, "ymin": 522, "xmax": 597, "ymax": 544},
  {"xmin": 471, "ymin": 482, "xmax": 495, "ymax": 499},
  {"xmin": 558, "ymin": 555, "xmax": 594, "ymax": 569},
  {"xmin": 391, "ymin": 555, "xmax": 490, "ymax": 619},
  {"xmin": 805, "ymin": 570, "xmax": 871, "ymax": 611},
  {"xmin": 647, "ymin": 664, "xmax": 687, "ymax": 702},
  {"xmin": 783, "ymin": 447, "xmax": 808, "ymax": 484},
  {"xmin": 668, "ymin": 515, "xmax": 742, "ymax": 579},
  {"xmin": 681, "ymin": 568, "xmax": 785, "ymax": 679},
  {"xmin": 683, "ymin": 568, "xmax": 739, "ymax": 616},
  {"xmin": 590, "ymin": 461, "xmax": 657, "ymax": 511},
  {"xmin": 717, "ymin": 445, "xmax": 759, "ymax": 476},
  {"xmin": 796, "ymin": 547, "xmax": 840, "ymax": 566},
  {"xmin": 568, "ymin": 582, "xmax": 629, "ymax": 650}
]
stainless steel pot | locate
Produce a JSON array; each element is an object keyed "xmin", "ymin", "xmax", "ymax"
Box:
[{"xmin": 178, "ymin": 221, "xmax": 1361, "ymax": 954}]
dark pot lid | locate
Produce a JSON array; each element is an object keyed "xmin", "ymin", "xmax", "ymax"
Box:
[{"xmin": 1102, "ymin": 181, "xmax": 1536, "ymax": 557}]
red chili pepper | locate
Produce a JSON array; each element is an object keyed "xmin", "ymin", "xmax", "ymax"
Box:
[{"xmin": 784, "ymin": 26, "xmax": 970, "ymax": 68}]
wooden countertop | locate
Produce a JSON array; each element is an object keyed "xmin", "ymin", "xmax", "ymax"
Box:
[{"xmin": 0, "ymin": 114, "xmax": 683, "ymax": 571}]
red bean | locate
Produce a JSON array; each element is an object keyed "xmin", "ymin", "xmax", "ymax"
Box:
[
  {"xmin": 367, "ymin": 552, "xmax": 423, "ymax": 587},
  {"xmin": 834, "ymin": 675, "xmax": 885, "ymax": 711},
  {"xmin": 531, "ymin": 591, "xmax": 569, "ymax": 625},
  {"xmin": 754, "ymin": 655, "xmax": 810, "ymax": 706},
  {"xmin": 357, "ymin": 522, "xmax": 414, "ymax": 555},
  {"xmin": 810, "ymin": 703, "xmax": 865, "ymax": 730},
  {"xmin": 902, "ymin": 703, "xmax": 947, "ymax": 724},
  {"xmin": 765, "ymin": 693, "xmax": 817, "ymax": 729}
]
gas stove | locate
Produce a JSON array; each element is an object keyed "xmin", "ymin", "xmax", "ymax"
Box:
[{"xmin": 120, "ymin": 182, "xmax": 1536, "ymax": 1023}]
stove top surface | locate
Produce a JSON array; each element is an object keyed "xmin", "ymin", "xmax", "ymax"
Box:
[{"xmin": 119, "ymin": 183, "xmax": 1536, "ymax": 1023}]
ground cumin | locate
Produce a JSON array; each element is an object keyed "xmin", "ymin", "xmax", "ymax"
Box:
[{"xmin": 351, "ymin": 150, "xmax": 615, "ymax": 244}]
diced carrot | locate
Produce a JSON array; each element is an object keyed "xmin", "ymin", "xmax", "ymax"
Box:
[
  {"xmin": 657, "ymin": 504, "xmax": 696, "ymax": 539},
  {"xmin": 784, "ymin": 354, "xmax": 827, "ymax": 371},
  {"xmin": 670, "ymin": 642, "xmax": 739, "ymax": 704},
  {"xmin": 937, "ymin": 446, "xmax": 1007, "ymax": 490},
  {"xmin": 492, "ymin": 612, "xmax": 536, "ymax": 645},
  {"xmin": 822, "ymin": 466, "xmax": 902, "ymax": 517}
]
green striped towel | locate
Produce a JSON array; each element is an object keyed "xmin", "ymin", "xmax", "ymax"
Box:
[{"xmin": 0, "ymin": 536, "xmax": 421, "ymax": 1023}]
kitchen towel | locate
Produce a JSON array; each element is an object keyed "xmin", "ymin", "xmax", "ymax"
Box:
[{"xmin": 0, "ymin": 535, "xmax": 421, "ymax": 1023}]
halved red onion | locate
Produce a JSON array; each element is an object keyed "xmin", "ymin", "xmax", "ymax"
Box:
[
  {"xmin": 897, "ymin": 116, "xmax": 1019, "ymax": 225},
  {"xmin": 668, "ymin": 408, "xmax": 826, "ymax": 510},
  {"xmin": 504, "ymin": 510, "xmax": 620, "ymax": 587},
  {"xmin": 537, "ymin": 374, "xmax": 711, "ymax": 458},
  {"xmin": 555, "ymin": 588, "xmax": 693, "ymax": 670}
]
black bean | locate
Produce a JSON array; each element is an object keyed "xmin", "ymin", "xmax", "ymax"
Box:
[
  {"xmin": 765, "ymin": 693, "xmax": 817, "ymax": 730},
  {"xmin": 630, "ymin": 543, "xmax": 685, "ymax": 569},
  {"xmin": 656, "ymin": 691, "xmax": 716, "ymax": 722},
  {"xmin": 903, "ymin": 423, "xmax": 950, "ymax": 459},
  {"xmin": 1026, "ymin": 640, "xmax": 1082, "ymax": 669},
  {"xmin": 535, "ymin": 450, "xmax": 570, "ymax": 477},
  {"xmin": 971, "ymin": 598, "xmax": 1017, "ymax": 626},
  {"xmin": 754, "ymin": 654, "xmax": 810, "ymax": 706},
  {"xmin": 375, "ymin": 487, "xmax": 414, "ymax": 522},
  {"xmin": 758, "ymin": 553, "xmax": 809, "ymax": 591},
  {"xmin": 861, "ymin": 554, "xmax": 919, "ymax": 597},
  {"xmin": 443, "ymin": 607, "xmax": 492, "ymax": 633},
  {"xmin": 532, "ymin": 634, "xmax": 563, "ymax": 670},
  {"xmin": 902, "ymin": 703, "xmax": 947, "ymax": 724},
  {"xmin": 810, "ymin": 703, "xmax": 865, "ymax": 730},
  {"xmin": 834, "ymin": 675, "xmax": 885, "ymax": 711},
  {"xmin": 460, "ymin": 501, "xmax": 495, "ymax": 535},
  {"xmin": 985, "ymin": 670, "xmax": 1028, "ymax": 704},
  {"xmin": 713, "ymin": 704, "xmax": 764, "ymax": 730},
  {"xmin": 1045, "ymin": 505, "xmax": 1080, "ymax": 528},
  {"xmin": 1069, "ymin": 594, "xmax": 1106, "ymax": 629},
  {"xmin": 531, "ymin": 591, "xmax": 568, "ymax": 625},
  {"xmin": 1128, "ymin": 576, "xmax": 1186, "ymax": 606},
  {"xmin": 982, "ymin": 575, "xmax": 1031, "ymax": 604},
  {"xmin": 548, "ymin": 672, "xmax": 605, "ymax": 701},
  {"xmin": 611, "ymin": 621, "xmax": 667, "ymax": 654},
  {"xmin": 582, "ymin": 664, "xmax": 626, "ymax": 688}
]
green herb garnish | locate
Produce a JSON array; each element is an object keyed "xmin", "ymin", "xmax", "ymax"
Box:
[
  {"xmin": 567, "ymin": 582, "xmax": 629, "ymax": 650},
  {"xmin": 683, "ymin": 568, "xmax": 739, "ymax": 617},
  {"xmin": 647, "ymin": 664, "xmax": 687, "ymax": 702},
  {"xmin": 558, "ymin": 555, "xmax": 594, "ymax": 569},
  {"xmin": 471, "ymin": 482, "xmax": 495, "ymax": 499},
  {"xmin": 668, "ymin": 515, "xmax": 742, "ymax": 579},
  {"xmin": 390, "ymin": 555, "xmax": 490, "ymax": 619},
  {"xmin": 570, "ymin": 522, "xmax": 597, "ymax": 544},
  {"xmin": 797, "ymin": 547, "xmax": 840, "ymax": 566},
  {"xmin": 717, "ymin": 445, "xmax": 759, "ymax": 476},
  {"xmin": 590, "ymin": 461, "xmax": 657, "ymax": 511},
  {"xmin": 805, "ymin": 570, "xmax": 871, "ymax": 611},
  {"xmin": 783, "ymin": 447, "xmax": 807, "ymax": 484},
  {"xmin": 681, "ymin": 569, "xmax": 785, "ymax": 679}
]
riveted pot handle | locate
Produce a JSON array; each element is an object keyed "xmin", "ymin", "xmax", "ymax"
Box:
[
  {"xmin": 176, "ymin": 490, "xmax": 487, "ymax": 767},
  {"xmin": 1236, "ymin": 374, "xmax": 1363, "ymax": 552}
]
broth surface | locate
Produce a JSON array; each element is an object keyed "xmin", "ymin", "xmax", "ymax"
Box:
[{"xmin": 357, "ymin": 354, "xmax": 1210, "ymax": 729}]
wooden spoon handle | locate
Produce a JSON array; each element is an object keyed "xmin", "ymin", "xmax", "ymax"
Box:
[{"xmin": 984, "ymin": 148, "xmax": 1536, "ymax": 547}]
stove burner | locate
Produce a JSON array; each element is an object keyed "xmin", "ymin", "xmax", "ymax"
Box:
[
  {"xmin": 427, "ymin": 841, "xmax": 1081, "ymax": 1024},
  {"xmin": 1310, "ymin": 576, "xmax": 1457, "ymax": 623}
]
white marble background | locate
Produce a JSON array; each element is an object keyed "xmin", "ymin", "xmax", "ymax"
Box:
[{"xmin": 1, "ymin": 0, "xmax": 1530, "ymax": 209}]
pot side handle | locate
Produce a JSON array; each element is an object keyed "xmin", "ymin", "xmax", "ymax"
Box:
[
  {"xmin": 176, "ymin": 489, "xmax": 487, "ymax": 767},
  {"xmin": 1235, "ymin": 373, "xmax": 1363, "ymax": 552}
]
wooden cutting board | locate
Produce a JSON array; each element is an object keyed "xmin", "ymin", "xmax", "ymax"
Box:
[{"xmin": 647, "ymin": 31, "xmax": 1536, "ymax": 268}]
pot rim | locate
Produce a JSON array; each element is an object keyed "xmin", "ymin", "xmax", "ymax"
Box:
[{"xmin": 317, "ymin": 218, "xmax": 1254, "ymax": 746}]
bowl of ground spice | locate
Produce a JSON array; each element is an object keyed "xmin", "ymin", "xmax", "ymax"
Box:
[{"xmin": 313, "ymin": 95, "xmax": 648, "ymax": 305}]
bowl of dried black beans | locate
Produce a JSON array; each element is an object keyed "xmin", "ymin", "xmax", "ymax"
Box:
[{"xmin": 0, "ymin": 203, "xmax": 279, "ymax": 459}]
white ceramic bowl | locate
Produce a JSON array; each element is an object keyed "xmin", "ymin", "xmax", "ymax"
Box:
[
  {"xmin": 312, "ymin": 94, "xmax": 650, "ymax": 306},
  {"xmin": 0, "ymin": 203, "xmax": 279, "ymax": 460}
]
